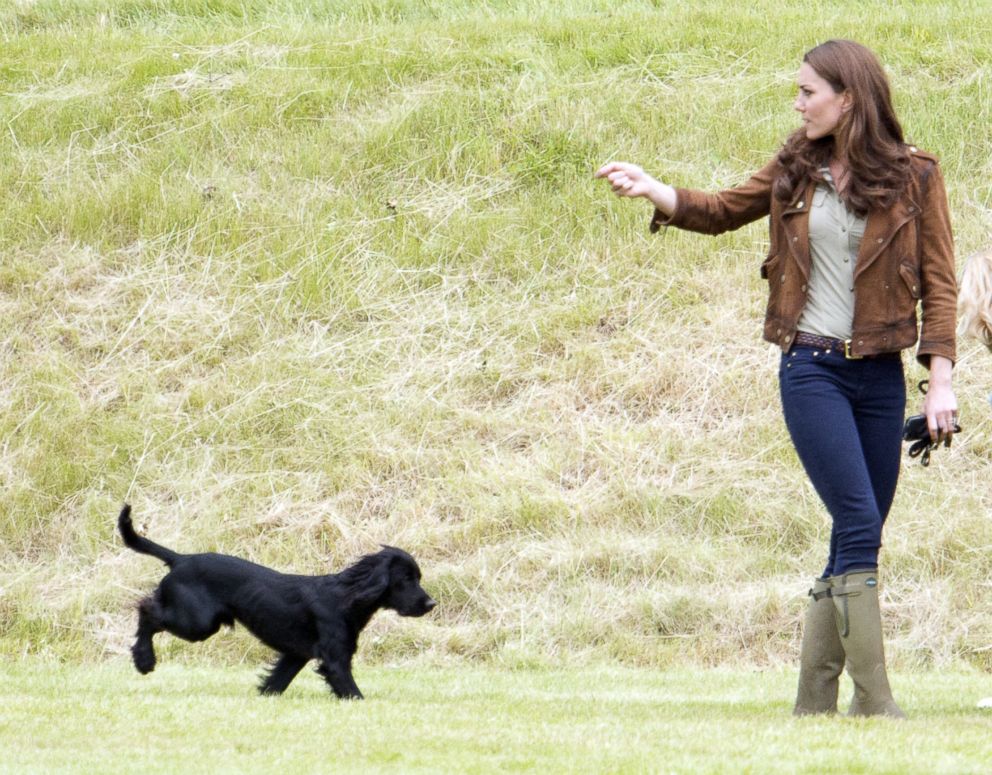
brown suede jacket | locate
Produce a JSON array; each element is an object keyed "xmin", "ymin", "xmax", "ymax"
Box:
[{"xmin": 650, "ymin": 147, "xmax": 957, "ymax": 366}]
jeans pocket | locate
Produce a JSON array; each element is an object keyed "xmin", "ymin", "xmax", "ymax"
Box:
[
  {"xmin": 780, "ymin": 348, "xmax": 837, "ymax": 390},
  {"xmin": 781, "ymin": 347, "xmax": 818, "ymax": 370}
]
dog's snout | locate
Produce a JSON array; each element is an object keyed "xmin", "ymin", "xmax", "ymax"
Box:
[{"xmin": 424, "ymin": 597, "xmax": 437, "ymax": 612}]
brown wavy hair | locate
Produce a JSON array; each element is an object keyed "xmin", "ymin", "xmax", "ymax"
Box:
[{"xmin": 774, "ymin": 40, "xmax": 912, "ymax": 216}]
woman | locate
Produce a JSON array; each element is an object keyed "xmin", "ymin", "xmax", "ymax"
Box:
[{"xmin": 596, "ymin": 40, "xmax": 958, "ymax": 718}]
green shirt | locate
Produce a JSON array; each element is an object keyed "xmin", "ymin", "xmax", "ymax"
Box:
[{"xmin": 796, "ymin": 170, "xmax": 867, "ymax": 340}]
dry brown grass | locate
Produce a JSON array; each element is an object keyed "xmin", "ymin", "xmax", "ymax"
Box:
[{"xmin": 1, "ymin": 0, "xmax": 990, "ymax": 672}]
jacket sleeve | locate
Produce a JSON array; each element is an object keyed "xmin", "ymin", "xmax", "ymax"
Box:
[
  {"xmin": 649, "ymin": 158, "xmax": 778, "ymax": 235},
  {"xmin": 916, "ymin": 161, "xmax": 957, "ymax": 367}
]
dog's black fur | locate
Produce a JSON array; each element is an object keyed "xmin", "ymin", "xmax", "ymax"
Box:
[{"xmin": 118, "ymin": 504, "xmax": 435, "ymax": 699}]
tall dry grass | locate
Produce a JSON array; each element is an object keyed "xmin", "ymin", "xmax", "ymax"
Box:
[{"xmin": 1, "ymin": 0, "xmax": 990, "ymax": 670}]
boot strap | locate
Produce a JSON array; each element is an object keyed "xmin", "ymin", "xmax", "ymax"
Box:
[
  {"xmin": 809, "ymin": 586, "xmax": 867, "ymax": 601},
  {"xmin": 809, "ymin": 586, "xmax": 855, "ymax": 636},
  {"xmin": 809, "ymin": 583, "xmax": 869, "ymax": 602},
  {"xmin": 828, "ymin": 581, "xmax": 874, "ymax": 637},
  {"xmin": 830, "ymin": 580, "xmax": 872, "ymax": 599}
]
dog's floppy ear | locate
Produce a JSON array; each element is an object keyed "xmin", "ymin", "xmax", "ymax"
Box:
[{"xmin": 340, "ymin": 550, "xmax": 393, "ymax": 609}]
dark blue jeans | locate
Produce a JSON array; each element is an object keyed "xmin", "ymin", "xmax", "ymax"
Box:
[{"xmin": 779, "ymin": 345, "xmax": 906, "ymax": 576}]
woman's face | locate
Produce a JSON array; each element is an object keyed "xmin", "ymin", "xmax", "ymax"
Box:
[{"xmin": 794, "ymin": 62, "xmax": 850, "ymax": 141}]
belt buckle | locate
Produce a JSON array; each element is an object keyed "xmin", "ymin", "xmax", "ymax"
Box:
[{"xmin": 843, "ymin": 339, "xmax": 863, "ymax": 360}]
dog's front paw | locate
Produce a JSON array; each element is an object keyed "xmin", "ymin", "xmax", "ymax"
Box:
[{"xmin": 132, "ymin": 643, "xmax": 157, "ymax": 675}]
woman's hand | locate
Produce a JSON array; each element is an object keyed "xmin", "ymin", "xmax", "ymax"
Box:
[
  {"xmin": 594, "ymin": 162, "xmax": 677, "ymax": 216},
  {"xmin": 923, "ymin": 355, "xmax": 958, "ymax": 442}
]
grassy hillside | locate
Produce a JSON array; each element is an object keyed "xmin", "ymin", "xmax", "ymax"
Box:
[{"xmin": 1, "ymin": 0, "xmax": 990, "ymax": 671}]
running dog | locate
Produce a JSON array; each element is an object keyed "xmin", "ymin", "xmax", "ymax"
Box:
[{"xmin": 118, "ymin": 504, "xmax": 435, "ymax": 699}]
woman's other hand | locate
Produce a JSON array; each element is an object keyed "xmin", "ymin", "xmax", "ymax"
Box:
[{"xmin": 923, "ymin": 355, "xmax": 958, "ymax": 443}]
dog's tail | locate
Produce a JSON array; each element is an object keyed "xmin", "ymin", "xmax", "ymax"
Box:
[{"xmin": 118, "ymin": 504, "xmax": 181, "ymax": 567}]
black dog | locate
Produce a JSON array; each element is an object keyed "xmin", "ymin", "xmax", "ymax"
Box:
[{"xmin": 118, "ymin": 504, "xmax": 435, "ymax": 699}]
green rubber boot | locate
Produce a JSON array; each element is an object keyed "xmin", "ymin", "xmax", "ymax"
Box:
[
  {"xmin": 829, "ymin": 570, "xmax": 906, "ymax": 719},
  {"xmin": 793, "ymin": 578, "xmax": 845, "ymax": 716}
]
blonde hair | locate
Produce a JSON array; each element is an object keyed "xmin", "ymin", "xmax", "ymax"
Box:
[{"xmin": 959, "ymin": 247, "xmax": 992, "ymax": 351}]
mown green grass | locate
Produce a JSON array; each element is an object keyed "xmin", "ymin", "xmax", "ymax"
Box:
[
  {"xmin": 3, "ymin": 659, "xmax": 992, "ymax": 774},
  {"xmin": 1, "ymin": 0, "xmax": 990, "ymax": 677}
]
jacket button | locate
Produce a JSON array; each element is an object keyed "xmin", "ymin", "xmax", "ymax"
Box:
[
  {"xmin": 876, "ymin": 238, "xmax": 884, "ymax": 244},
  {"xmin": 796, "ymin": 201, "xmax": 804, "ymax": 208},
  {"xmin": 793, "ymin": 236, "xmax": 799, "ymax": 242},
  {"xmin": 784, "ymin": 334, "xmax": 792, "ymax": 343},
  {"xmin": 781, "ymin": 275, "xmax": 786, "ymax": 283},
  {"xmin": 801, "ymin": 284, "xmax": 807, "ymax": 292},
  {"xmin": 910, "ymin": 146, "xmax": 918, "ymax": 153},
  {"xmin": 777, "ymin": 328, "xmax": 782, "ymax": 335}
]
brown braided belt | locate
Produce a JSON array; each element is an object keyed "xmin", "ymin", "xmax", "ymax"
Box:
[{"xmin": 792, "ymin": 332, "xmax": 901, "ymax": 361}]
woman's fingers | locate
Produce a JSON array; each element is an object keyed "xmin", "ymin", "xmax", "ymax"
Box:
[
  {"xmin": 925, "ymin": 407, "xmax": 959, "ymax": 442},
  {"xmin": 595, "ymin": 163, "xmax": 646, "ymax": 197},
  {"xmin": 922, "ymin": 379, "xmax": 957, "ymax": 442},
  {"xmin": 593, "ymin": 162, "xmax": 616, "ymax": 178},
  {"xmin": 594, "ymin": 161, "xmax": 634, "ymax": 178}
]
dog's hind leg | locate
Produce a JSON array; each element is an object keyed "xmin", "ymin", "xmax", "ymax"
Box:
[
  {"xmin": 132, "ymin": 595, "xmax": 163, "ymax": 674},
  {"xmin": 259, "ymin": 654, "xmax": 308, "ymax": 695}
]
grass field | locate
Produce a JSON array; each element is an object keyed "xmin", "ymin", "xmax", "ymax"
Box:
[
  {"xmin": 1, "ymin": 2, "xmax": 991, "ymax": 763},
  {"xmin": 3, "ymin": 660, "xmax": 992, "ymax": 774}
]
